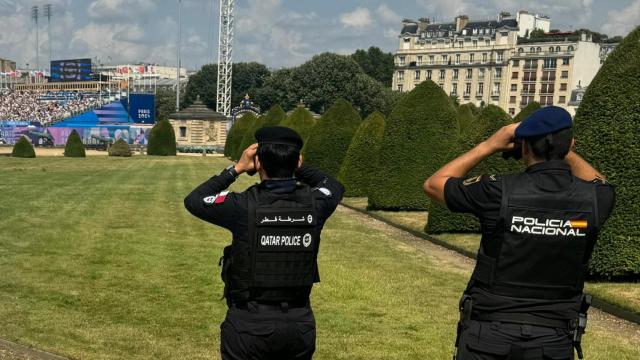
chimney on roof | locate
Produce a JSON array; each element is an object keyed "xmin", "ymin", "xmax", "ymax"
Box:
[
  {"xmin": 418, "ymin": 17, "xmax": 430, "ymax": 31},
  {"xmin": 455, "ymin": 15, "xmax": 469, "ymax": 33},
  {"xmin": 499, "ymin": 11, "xmax": 511, "ymax": 21},
  {"xmin": 402, "ymin": 18, "xmax": 415, "ymax": 25}
]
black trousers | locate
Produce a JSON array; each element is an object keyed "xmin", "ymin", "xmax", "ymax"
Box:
[
  {"xmin": 220, "ymin": 302, "xmax": 316, "ymax": 360},
  {"xmin": 456, "ymin": 320, "xmax": 575, "ymax": 360}
]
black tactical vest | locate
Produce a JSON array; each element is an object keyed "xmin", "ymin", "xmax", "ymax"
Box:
[
  {"xmin": 222, "ymin": 183, "xmax": 320, "ymax": 303},
  {"xmin": 470, "ymin": 174, "xmax": 600, "ymax": 300}
]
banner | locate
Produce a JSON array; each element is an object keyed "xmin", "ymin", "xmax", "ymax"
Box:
[
  {"xmin": 129, "ymin": 94, "xmax": 155, "ymax": 124},
  {"xmin": 0, "ymin": 122, "xmax": 152, "ymax": 146}
]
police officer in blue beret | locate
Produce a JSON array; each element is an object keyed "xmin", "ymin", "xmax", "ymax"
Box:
[
  {"xmin": 184, "ymin": 126, "xmax": 345, "ymax": 360},
  {"xmin": 424, "ymin": 106, "xmax": 615, "ymax": 360}
]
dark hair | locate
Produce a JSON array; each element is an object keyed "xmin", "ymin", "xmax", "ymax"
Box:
[
  {"xmin": 257, "ymin": 143, "xmax": 300, "ymax": 178},
  {"xmin": 525, "ymin": 127, "xmax": 573, "ymax": 161}
]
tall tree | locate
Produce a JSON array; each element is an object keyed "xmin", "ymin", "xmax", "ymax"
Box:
[{"xmin": 351, "ymin": 47, "xmax": 395, "ymax": 87}]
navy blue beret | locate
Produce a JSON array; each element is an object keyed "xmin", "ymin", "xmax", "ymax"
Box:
[
  {"xmin": 255, "ymin": 126, "xmax": 303, "ymax": 149},
  {"xmin": 515, "ymin": 106, "xmax": 573, "ymax": 139}
]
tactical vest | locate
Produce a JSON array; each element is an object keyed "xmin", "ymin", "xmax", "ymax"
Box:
[
  {"xmin": 221, "ymin": 183, "xmax": 320, "ymax": 303},
  {"xmin": 470, "ymin": 174, "xmax": 600, "ymax": 300}
]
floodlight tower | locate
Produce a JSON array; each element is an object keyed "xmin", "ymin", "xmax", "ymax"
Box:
[
  {"xmin": 216, "ymin": 0, "xmax": 234, "ymax": 119},
  {"xmin": 31, "ymin": 5, "xmax": 39, "ymax": 70},
  {"xmin": 44, "ymin": 4, "xmax": 53, "ymax": 68}
]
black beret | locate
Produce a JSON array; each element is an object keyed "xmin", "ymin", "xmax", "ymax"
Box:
[
  {"xmin": 515, "ymin": 106, "xmax": 573, "ymax": 139},
  {"xmin": 255, "ymin": 126, "xmax": 303, "ymax": 150}
]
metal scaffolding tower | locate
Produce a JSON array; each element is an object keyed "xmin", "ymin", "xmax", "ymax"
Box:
[{"xmin": 216, "ymin": 0, "xmax": 234, "ymax": 118}]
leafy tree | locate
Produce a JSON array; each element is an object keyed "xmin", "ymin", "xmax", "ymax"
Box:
[
  {"xmin": 302, "ymin": 99, "xmax": 362, "ymax": 176},
  {"xmin": 108, "ymin": 139, "xmax": 132, "ymax": 157},
  {"xmin": 513, "ymin": 102, "xmax": 541, "ymax": 123},
  {"xmin": 338, "ymin": 111, "xmax": 385, "ymax": 197},
  {"xmin": 147, "ymin": 120, "xmax": 177, "ymax": 156},
  {"xmin": 343, "ymin": 73, "xmax": 387, "ymax": 116},
  {"xmin": 253, "ymin": 68, "xmax": 297, "ymax": 111},
  {"xmin": 281, "ymin": 106, "xmax": 316, "ymax": 141},
  {"xmin": 155, "ymin": 88, "xmax": 180, "ymax": 121},
  {"xmin": 351, "ymin": 47, "xmax": 395, "ymax": 87},
  {"xmin": 529, "ymin": 29, "xmax": 545, "ymax": 38},
  {"xmin": 449, "ymin": 94, "xmax": 460, "ymax": 108},
  {"xmin": 11, "ymin": 136, "xmax": 35, "ymax": 158},
  {"xmin": 573, "ymin": 26, "xmax": 640, "ymax": 278},
  {"xmin": 368, "ymin": 81, "xmax": 459, "ymax": 210},
  {"xmin": 225, "ymin": 113, "xmax": 257, "ymax": 161},
  {"xmin": 64, "ymin": 129, "xmax": 86, "ymax": 157},
  {"xmin": 261, "ymin": 104, "xmax": 287, "ymax": 127}
]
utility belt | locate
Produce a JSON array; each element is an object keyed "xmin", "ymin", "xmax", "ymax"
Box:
[
  {"xmin": 453, "ymin": 294, "xmax": 591, "ymax": 360},
  {"xmin": 230, "ymin": 299, "xmax": 310, "ymax": 313}
]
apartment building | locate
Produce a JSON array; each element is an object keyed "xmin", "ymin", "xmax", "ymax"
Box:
[{"xmin": 393, "ymin": 15, "xmax": 519, "ymax": 109}]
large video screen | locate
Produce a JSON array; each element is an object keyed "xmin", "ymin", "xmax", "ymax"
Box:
[{"xmin": 50, "ymin": 58, "xmax": 92, "ymax": 82}]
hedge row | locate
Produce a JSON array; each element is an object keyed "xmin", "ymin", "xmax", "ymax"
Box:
[
  {"xmin": 237, "ymin": 114, "xmax": 266, "ymax": 158},
  {"xmin": 281, "ymin": 106, "xmax": 316, "ymax": 142},
  {"xmin": 108, "ymin": 139, "xmax": 132, "ymax": 157},
  {"xmin": 573, "ymin": 26, "xmax": 640, "ymax": 278},
  {"xmin": 225, "ymin": 113, "xmax": 257, "ymax": 161},
  {"xmin": 262, "ymin": 104, "xmax": 287, "ymax": 127}
]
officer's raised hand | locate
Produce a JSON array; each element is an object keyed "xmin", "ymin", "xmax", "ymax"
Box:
[
  {"xmin": 234, "ymin": 143, "xmax": 258, "ymax": 175},
  {"xmin": 483, "ymin": 122, "xmax": 520, "ymax": 154}
]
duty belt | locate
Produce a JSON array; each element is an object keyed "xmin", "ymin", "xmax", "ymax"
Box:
[
  {"xmin": 470, "ymin": 311, "xmax": 570, "ymax": 329},
  {"xmin": 231, "ymin": 300, "xmax": 310, "ymax": 313}
]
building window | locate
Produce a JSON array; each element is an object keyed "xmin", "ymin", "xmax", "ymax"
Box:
[
  {"xmin": 541, "ymin": 83, "xmax": 555, "ymax": 94},
  {"xmin": 398, "ymin": 71, "xmax": 404, "ymax": 80},
  {"xmin": 549, "ymin": 46, "xmax": 555, "ymax": 53},
  {"xmin": 522, "ymin": 84, "xmax": 536, "ymax": 94},
  {"xmin": 510, "ymin": 96, "xmax": 516, "ymax": 104},
  {"xmin": 518, "ymin": 47, "xmax": 524, "ymax": 53},
  {"xmin": 439, "ymin": 69, "xmax": 446, "ymax": 80},
  {"xmin": 482, "ymin": 53, "xmax": 487, "ymax": 62},
  {"xmin": 452, "ymin": 83, "xmax": 458, "ymax": 95},
  {"xmin": 536, "ymin": 47, "xmax": 542, "ymax": 52},
  {"xmin": 459, "ymin": 41, "xmax": 464, "ymax": 47},
  {"xmin": 512, "ymin": 71, "xmax": 519, "ymax": 79},
  {"xmin": 561, "ymin": 70, "xmax": 569, "ymax": 79},
  {"xmin": 509, "ymin": 108, "xmax": 516, "ymax": 115},
  {"xmin": 540, "ymin": 95, "xmax": 554, "ymax": 106},
  {"xmin": 485, "ymin": 40, "xmax": 490, "ymax": 46},
  {"xmin": 427, "ymin": 70, "xmax": 432, "ymax": 80},
  {"xmin": 456, "ymin": 54, "xmax": 461, "ymax": 64},
  {"xmin": 417, "ymin": 56, "xmax": 423, "ymax": 65},
  {"xmin": 493, "ymin": 83, "xmax": 500, "ymax": 95},
  {"xmin": 543, "ymin": 58, "xmax": 557, "ymax": 69},
  {"xmin": 568, "ymin": 45, "xmax": 574, "ymax": 52},
  {"xmin": 562, "ymin": 58, "xmax": 570, "ymax": 66},
  {"xmin": 524, "ymin": 59, "xmax": 537, "ymax": 70},
  {"xmin": 399, "ymin": 56, "xmax": 406, "ymax": 66},
  {"xmin": 478, "ymin": 83, "xmax": 484, "ymax": 95},
  {"xmin": 179, "ymin": 126, "xmax": 187, "ymax": 138},
  {"xmin": 559, "ymin": 96, "xmax": 566, "ymax": 104},
  {"xmin": 542, "ymin": 71, "xmax": 556, "ymax": 82},
  {"xmin": 530, "ymin": 47, "xmax": 535, "ymax": 53},
  {"xmin": 414, "ymin": 70, "xmax": 421, "ymax": 80},
  {"xmin": 466, "ymin": 68, "xmax": 473, "ymax": 80},
  {"xmin": 473, "ymin": 40, "xmax": 478, "ymax": 47},
  {"xmin": 442, "ymin": 55, "xmax": 448, "ymax": 63},
  {"xmin": 465, "ymin": 83, "xmax": 472, "ymax": 95},
  {"xmin": 453, "ymin": 69, "xmax": 459, "ymax": 80},
  {"xmin": 429, "ymin": 55, "xmax": 434, "ymax": 64},
  {"xmin": 397, "ymin": 84, "xmax": 403, "ymax": 91},
  {"xmin": 511, "ymin": 84, "xmax": 517, "ymax": 92},
  {"xmin": 496, "ymin": 52, "xmax": 504, "ymax": 62},
  {"xmin": 521, "ymin": 96, "xmax": 535, "ymax": 106},
  {"xmin": 513, "ymin": 59, "xmax": 519, "ymax": 67},
  {"xmin": 560, "ymin": 83, "xmax": 567, "ymax": 91},
  {"xmin": 470, "ymin": 53, "xmax": 475, "ymax": 63},
  {"xmin": 494, "ymin": 68, "xmax": 502, "ymax": 78},
  {"xmin": 556, "ymin": 46, "xmax": 561, "ymax": 52}
]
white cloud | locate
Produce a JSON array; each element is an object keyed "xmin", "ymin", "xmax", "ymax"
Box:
[
  {"xmin": 339, "ymin": 7, "xmax": 373, "ymax": 29},
  {"xmin": 377, "ymin": 4, "xmax": 402, "ymax": 24},
  {"xmin": 87, "ymin": 0, "xmax": 155, "ymax": 19},
  {"xmin": 601, "ymin": 0, "xmax": 640, "ymax": 36}
]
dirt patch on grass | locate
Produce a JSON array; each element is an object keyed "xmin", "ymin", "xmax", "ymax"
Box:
[{"xmin": 0, "ymin": 339, "xmax": 67, "ymax": 360}]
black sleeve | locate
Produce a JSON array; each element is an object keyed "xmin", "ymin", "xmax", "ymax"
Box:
[
  {"xmin": 295, "ymin": 165, "xmax": 345, "ymax": 219},
  {"xmin": 444, "ymin": 175, "xmax": 502, "ymax": 218},
  {"xmin": 183, "ymin": 168, "xmax": 245, "ymax": 232},
  {"xmin": 594, "ymin": 181, "xmax": 615, "ymax": 228}
]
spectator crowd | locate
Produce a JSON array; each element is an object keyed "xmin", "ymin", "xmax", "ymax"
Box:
[{"xmin": 0, "ymin": 90, "xmax": 104, "ymax": 124}]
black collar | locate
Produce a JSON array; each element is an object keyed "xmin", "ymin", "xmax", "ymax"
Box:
[
  {"xmin": 260, "ymin": 178, "xmax": 297, "ymax": 194},
  {"xmin": 525, "ymin": 160, "xmax": 571, "ymax": 174}
]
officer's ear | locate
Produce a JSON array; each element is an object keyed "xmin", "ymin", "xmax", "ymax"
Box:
[
  {"xmin": 298, "ymin": 154, "xmax": 303, "ymax": 169},
  {"xmin": 254, "ymin": 154, "xmax": 262, "ymax": 171}
]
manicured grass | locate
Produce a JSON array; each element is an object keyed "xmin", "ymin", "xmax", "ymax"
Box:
[
  {"xmin": 342, "ymin": 197, "xmax": 640, "ymax": 316},
  {"xmin": 0, "ymin": 158, "xmax": 638, "ymax": 359}
]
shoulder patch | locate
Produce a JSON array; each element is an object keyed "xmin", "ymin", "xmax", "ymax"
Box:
[
  {"xmin": 463, "ymin": 175, "xmax": 482, "ymax": 186},
  {"xmin": 203, "ymin": 191, "xmax": 230, "ymax": 205},
  {"xmin": 314, "ymin": 187, "xmax": 332, "ymax": 197}
]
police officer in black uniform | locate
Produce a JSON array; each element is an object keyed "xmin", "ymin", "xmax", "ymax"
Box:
[
  {"xmin": 423, "ymin": 106, "xmax": 615, "ymax": 360},
  {"xmin": 184, "ymin": 126, "xmax": 344, "ymax": 360}
]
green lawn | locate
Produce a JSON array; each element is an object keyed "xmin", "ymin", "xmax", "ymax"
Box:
[
  {"xmin": 0, "ymin": 157, "xmax": 638, "ymax": 359},
  {"xmin": 341, "ymin": 197, "xmax": 640, "ymax": 317}
]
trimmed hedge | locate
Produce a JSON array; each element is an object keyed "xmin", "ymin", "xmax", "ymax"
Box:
[
  {"xmin": 237, "ymin": 114, "xmax": 266, "ymax": 158},
  {"xmin": 281, "ymin": 106, "xmax": 316, "ymax": 142},
  {"xmin": 573, "ymin": 26, "xmax": 640, "ymax": 278},
  {"xmin": 458, "ymin": 103, "xmax": 481, "ymax": 149},
  {"xmin": 262, "ymin": 105, "xmax": 287, "ymax": 127},
  {"xmin": 147, "ymin": 120, "xmax": 177, "ymax": 156},
  {"xmin": 108, "ymin": 139, "xmax": 132, "ymax": 157},
  {"xmin": 11, "ymin": 136, "xmax": 36, "ymax": 158},
  {"xmin": 426, "ymin": 105, "xmax": 518, "ymax": 233},
  {"xmin": 228, "ymin": 113, "xmax": 258, "ymax": 161},
  {"xmin": 64, "ymin": 129, "xmax": 86, "ymax": 157},
  {"xmin": 338, "ymin": 111, "xmax": 386, "ymax": 197},
  {"xmin": 513, "ymin": 102, "xmax": 541, "ymax": 123},
  {"xmin": 368, "ymin": 81, "xmax": 459, "ymax": 210},
  {"xmin": 302, "ymin": 99, "xmax": 361, "ymax": 176}
]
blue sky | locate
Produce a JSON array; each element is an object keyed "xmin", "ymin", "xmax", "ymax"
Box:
[{"xmin": 0, "ymin": 0, "xmax": 638, "ymax": 71}]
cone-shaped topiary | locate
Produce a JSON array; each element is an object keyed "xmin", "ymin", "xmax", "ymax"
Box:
[
  {"xmin": 147, "ymin": 120, "xmax": 177, "ymax": 156},
  {"xmin": 237, "ymin": 115, "xmax": 266, "ymax": 158},
  {"xmin": 368, "ymin": 81, "xmax": 459, "ymax": 210},
  {"xmin": 338, "ymin": 111, "xmax": 386, "ymax": 197},
  {"xmin": 262, "ymin": 104, "xmax": 287, "ymax": 127},
  {"xmin": 513, "ymin": 102, "xmax": 541, "ymax": 123},
  {"xmin": 302, "ymin": 99, "xmax": 361, "ymax": 177},
  {"xmin": 108, "ymin": 139, "xmax": 132, "ymax": 157},
  {"xmin": 11, "ymin": 136, "xmax": 36, "ymax": 158},
  {"xmin": 573, "ymin": 26, "xmax": 640, "ymax": 278},
  {"xmin": 425, "ymin": 105, "xmax": 519, "ymax": 233},
  {"xmin": 458, "ymin": 103, "xmax": 481, "ymax": 149},
  {"xmin": 281, "ymin": 106, "xmax": 316, "ymax": 142},
  {"xmin": 64, "ymin": 129, "xmax": 86, "ymax": 157},
  {"xmin": 228, "ymin": 113, "xmax": 258, "ymax": 161}
]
